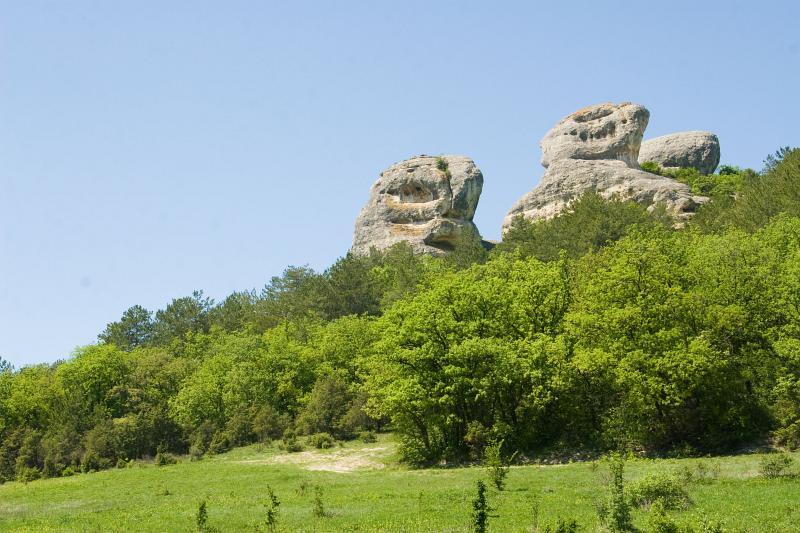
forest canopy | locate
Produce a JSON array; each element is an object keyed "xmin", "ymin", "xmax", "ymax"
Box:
[{"xmin": 1, "ymin": 148, "xmax": 799, "ymax": 480}]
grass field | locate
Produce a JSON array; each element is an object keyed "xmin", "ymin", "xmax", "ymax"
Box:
[{"xmin": 0, "ymin": 435, "xmax": 798, "ymax": 532}]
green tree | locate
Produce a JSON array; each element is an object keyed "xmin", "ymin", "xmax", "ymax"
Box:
[{"xmin": 98, "ymin": 305, "xmax": 154, "ymax": 350}]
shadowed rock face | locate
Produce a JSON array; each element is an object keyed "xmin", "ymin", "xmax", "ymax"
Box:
[
  {"xmin": 503, "ymin": 102, "xmax": 713, "ymax": 233},
  {"xmin": 351, "ymin": 155, "xmax": 483, "ymax": 256},
  {"xmin": 540, "ymin": 102, "xmax": 649, "ymax": 168},
  {"xmin": 503, "ymin": 159, "xmax": 706, "ymax": 231},
  {"xmin": 638, "ymin": 131, "xmax": 721, "ymax": 175}
]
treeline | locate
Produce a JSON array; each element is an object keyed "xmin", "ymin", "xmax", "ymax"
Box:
[{"xmin": 1, "ymin": 149, "xmax": 799, "ymax": 480}]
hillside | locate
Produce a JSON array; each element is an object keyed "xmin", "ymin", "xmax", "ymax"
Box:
[{"xmin": 0, "ymin": 436, "xmax": 798, "ymax": 532}]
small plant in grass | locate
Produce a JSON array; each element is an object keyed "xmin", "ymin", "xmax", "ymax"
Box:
[
  {"xmin": 471, "ymin": 480, "xmax": 490, "ymax": 533},
  {"xmin": 196, "ymin": 500, "xmax": 208, "ymax": 532},
  {"xmin": 692, "ymin": 513, "xmax": 724, "ymax": 533},
  {"xmin": 627, "ymin": 472, "xmax": 691, "ymax": 510},
  {"xmin": 541, "ymin": 517, "xmax": 579, "ymax": 533},
  {"xmin": 647, "ymin": 501, "xmax": 679, "ymax": 533},
  {"xmin": 484, "ymin": 439, "xmax": 517, "ymax": 491},
  {"xmin": 312, "ymin": 485, "xmax": 326, "ymax": 518},
  {"xmin": 264, "ymin": 485, "xmax": 280, "ymax": 532},
  {"xmin": 596, "ymin": 454, "xmax": 632, "ymax": 532},
  {"xmin": 296, "ymin": 479, "xmax": 310, "ymax": 497},
  {"xmin": 529, "ymin": 491, "xmax": 541, "ymax": 532},
  {"xmin": 759, "ymin": 452, "xmax": 794, "ymax": 478},
  {"xmin": 681, "ymin": 460, "xmax": 721, "ymax": 485}
]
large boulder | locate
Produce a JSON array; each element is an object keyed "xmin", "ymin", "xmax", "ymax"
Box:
[
  {"xmin": 540, "ymin": 102, "xmax": 649, "ymax": 169},
  {"xmin": 352, "ymin": 155, "xmax": 483, "ymax": 256},
  {"xmin": 638, "ymin": 131, "xmax": 721, "ymax": 175},
  {"xmin": 502, "ymin": 159, "xmax": 706, "ymax": 232}
]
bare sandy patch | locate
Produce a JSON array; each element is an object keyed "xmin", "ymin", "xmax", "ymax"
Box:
[{"xmin": 237, "ymin": 446, "xmax": 390, "ymax": 473}]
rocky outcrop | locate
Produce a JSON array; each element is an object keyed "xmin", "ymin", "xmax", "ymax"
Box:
[
  {"xmin": 503, "ymin": 159, "xmax": 705, "ymax": 230},
  {"xmin": 503, "ymin": 102, "xmax": 714, "ymax": 233},
  {"xmin": 638, "ymin": 131, "xmax": 720, "ymax": 175},
  {"xmin": 540, "ymin": 102, "xmax": 649, "ymax": 169},
  {"xmin": 352, "ymin": 155, "xmax": 483, "ymax": 256}
]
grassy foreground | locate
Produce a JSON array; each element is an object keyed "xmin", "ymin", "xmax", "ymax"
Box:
[{"xmin": 0, "ymin": 436, "xmax": 798, "ymax": 532}]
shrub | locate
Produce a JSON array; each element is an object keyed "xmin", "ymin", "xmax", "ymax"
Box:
[
  {"xmin": 312, "ymin": 486, "xmax": 326, "ymax": 518},
  {"xmin": 154, "ymin": 452, "xmax": 178, "ymax": 466},
  {"xmin": 189, "ymin": 445, "xmax": 204, "ymax": 461},
  {"xmin": 116, "ymin": 457, "xmax": 128, "ymax": 469},
  {"xmin": 208, "ymin": 431, "xmax": 231, "ymax": 455},
  {"xmin": 484, "ymin": 439, "xmax": 516, "ymax": 491},
  {"xmin": 647, "ymin": 501, "xmax": 680, "ymax": 533},
  {"xmin": 196, "ymin": 500, "xmax": 208, "ymax": 532},
  {"xmin": 81, "ymin": 451, "xmax": 110, "ymax": 473},
  {"xmin": 61, "ymin": 466, "xmax": 76, "ymax": 477},
  {"xmin": 627, "ymin": 473, "xmax": 691, "ymax": 510},
  {"xmin": 681, "ymin": 461, "xmax": 721, "ymax": 485},
  {"xmin": 597, "ymin": 454, "xmax": 632, "ymax": 532},
  {"xmin": 15, "ymin": 466, "xmax": 40, "ymax": 483},
  {"xmin": 759, "ymin": 452, "xmax": 794, "ymax": 478},
  {"xmin": 359, "ymin": 430, "xmax": 377, "ymax": 443},
  {"xmin": 541, "ymin": 518, "xmax": 579, "ymax": 533},
  {"xmin": 264, "ymin": 485, "xmax": 280, "ymax": 532},
  {"xmin": 471, "ymin": 480, "xmax": 490, "ymax": 533},
  {"xmin": 280, "ymin": 434, "xmax": 304, "ymax": 453},
  {"xmin": 308, "ymin": 432, "xmax": 335, "ymax": 449}
]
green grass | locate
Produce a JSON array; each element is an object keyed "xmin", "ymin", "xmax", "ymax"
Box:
[{"xmin": 0, "ymin": 435, "xmax": 798, "ymax": 532}]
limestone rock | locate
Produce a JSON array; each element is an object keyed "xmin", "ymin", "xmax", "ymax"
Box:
[
  {"xmin": 352, "ymin": 155, "xmax": 483, "ymax": 256},
  {"xmin": 638, "ymin": 131, "xmax": 721, "ymax": 175},
  {"xmin": 540, "ymin": 102, "xmax": 649, "ymax": 169},
  {"xmin": 502, "ymin": 159, "xmax": 706, "ymax": 232}
]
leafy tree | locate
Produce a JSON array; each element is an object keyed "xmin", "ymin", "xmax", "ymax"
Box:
[
  {"xmin": 498, "ymin": 192, "xmax": 668, "ymax": 261},
  {"xmin": 98, "ymin": 305, "xmax": 154, "ymax": 350},
  {"xmin": 152, "ymin": 291, "xmax": 214, "ymax": 345}
]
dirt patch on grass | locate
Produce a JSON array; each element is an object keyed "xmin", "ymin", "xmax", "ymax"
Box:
[{"xmin": 237, "ymin": 446, "xmax": 390, "ymax": 473}]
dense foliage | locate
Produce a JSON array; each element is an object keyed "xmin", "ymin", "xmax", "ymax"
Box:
[{"xmin": 1, "ymin": 149, "xmax": 799, "ymax": 480}]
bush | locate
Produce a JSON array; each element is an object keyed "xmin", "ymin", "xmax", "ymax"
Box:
[
  {"xmin": 597, "ymin": 454, "xmax": 632, "ymax": 532},
  {"xmin": 308, "ymin": 432, "xmax": 335, "ymax": 449},
  {"xmin": 196, "ymin": 500, "xmax": 208, "ymax": 532},
  {"xmin": 627, "ymin": 473, "xmax": 691, "ymax": 510},
  {"xmin": 359, "ymin": 430, "xmax": 377, "ymax": 443},
  {"xmin": 647, "ymin": 501, "xmax": 679, "ymax": 533},
  {"xmin": 280, "ymin": 434, "xmax": 304, "ymax": 453},
  {"xmin": 312, "ymin": 486, "xmax": 326, "ymax": 518},
  {"xmin": 759, "ymin": 452, "xmax": 794, "ymax": 478},
  {"xmin": 154, "ymin": 452, "xmax": 178, "ymax": 466},
  {"xmin": 471, "ymin": 480, "xmax": 490, "ymax": 533},
  {"xmin": 189, "ymin": 445, "xmax": 204, "ymax": 461},
  {"xmin": 541, "ymin": 518, "xmax": 579, "ymax": 533},
  {"xmin": 15, "ymin": 466, "xmax": 40, "ymax": 483},
  {"xmin": 484, "ymin": 439, "xmax": 516, "ymax": 491},
  {"xmin": 81, "ymin": 451, "xmax": 111, "ymax": 473},
  {"xmin": 61, "ymin": 466, "xmax": 76, "ymax": 477}
]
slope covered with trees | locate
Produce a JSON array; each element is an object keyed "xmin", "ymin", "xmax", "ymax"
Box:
[{"xmin": 1, "ymin": 149, "xmax": 799, "ymax": 481}]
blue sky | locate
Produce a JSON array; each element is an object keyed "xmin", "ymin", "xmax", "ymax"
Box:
[{"xmin": 1, "ymin": 0, "xmax": 798, "ymax": 366}]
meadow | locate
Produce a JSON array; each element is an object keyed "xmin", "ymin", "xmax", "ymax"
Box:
[{"xmin": 0, "ymin": 435, "xmax": 798, "ymax": 532}]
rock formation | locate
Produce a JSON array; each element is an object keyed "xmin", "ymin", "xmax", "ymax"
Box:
[
  {"xmin": 638, "ymin": 131, "xmax": 720, "ymax": 175},
  {"xmin": 503, "ymin": 102, "xmax": 712, "ymax": 233},
  {"xmin": 352, "ymin": 155, "xmax": 483, "ymax": 256},
  {"xmin": 540, "ymin": 102, "xmax": 649, "ymax": 168}
]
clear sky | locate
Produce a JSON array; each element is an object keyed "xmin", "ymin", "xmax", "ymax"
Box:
[{"xmin": 1, "ymin": 0, "xmax": 798, "ymax": 366}]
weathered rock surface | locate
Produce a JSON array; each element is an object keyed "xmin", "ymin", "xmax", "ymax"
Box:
[
  {"xmin": 540, "ymin": 102, "xmax": 649, "ymax": 168},
  {"xmin": 503, "ymin": 102, "xmax": 715, "ymax": 233},
  {"xmin": 352, "ymin": 155, "xmax": 483, "ymax": 256},
  {"xmin": 638, "ymin": 131, "xmax": 720, "ymax": 175},
  {"xmin": 502, "ymin": 159, "xmax": 706, "ymax": 232}
]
